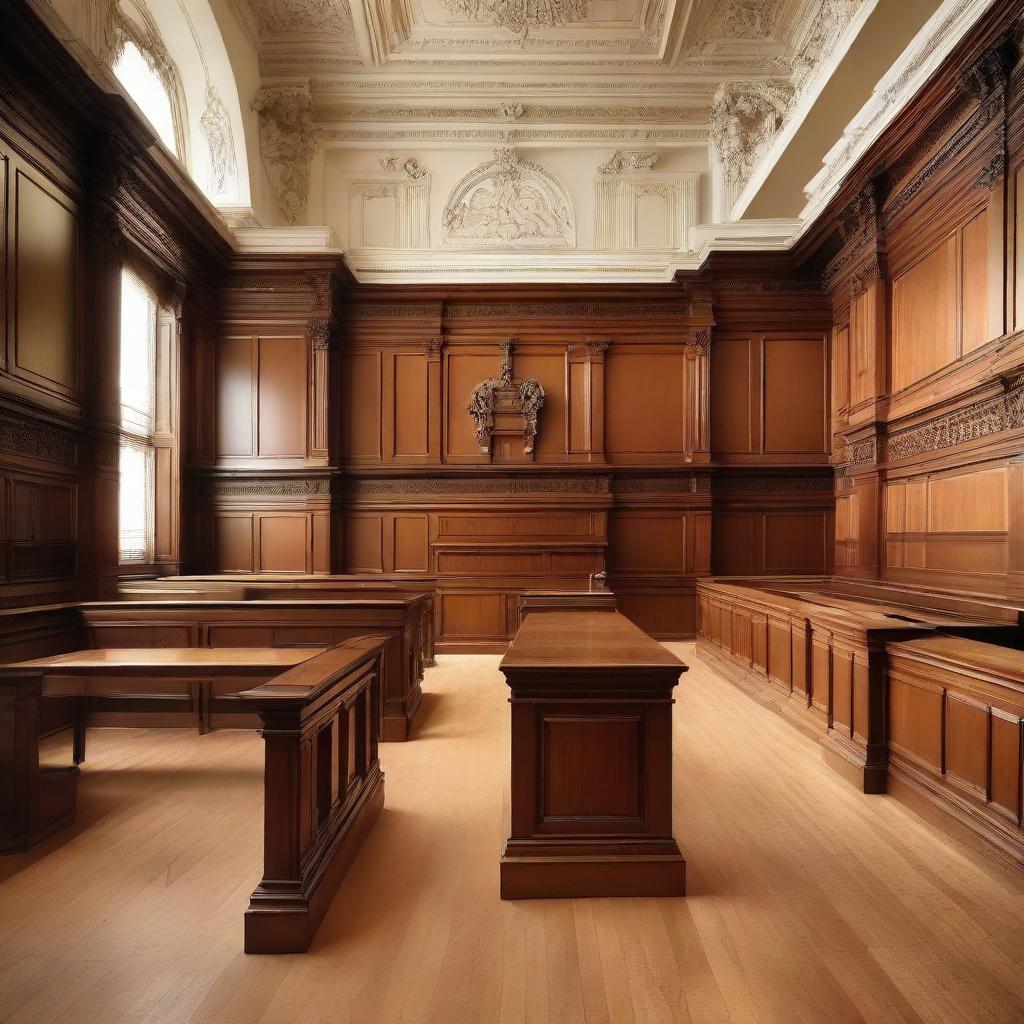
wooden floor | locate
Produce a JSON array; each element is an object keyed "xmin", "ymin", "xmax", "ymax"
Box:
[{"xmin": 2, "ymin": 645, "xmax": 1024, "ymax": 1024}]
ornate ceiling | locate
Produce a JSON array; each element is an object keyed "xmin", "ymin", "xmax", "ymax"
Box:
[{"xmin": 55, "ymin": 0, "xmax": 973, "ymax": 282}]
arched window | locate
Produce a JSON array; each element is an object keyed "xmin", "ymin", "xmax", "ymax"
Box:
[
  {"xmin": 113, "ymin": 40, "xmax": 178, "ymax": 156},
  {"xmin": 107, "ymin": 3, "xmax": 189, "ymax": 163}
]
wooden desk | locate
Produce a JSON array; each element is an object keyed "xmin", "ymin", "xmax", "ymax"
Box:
[
  {"xmin": 499, "ymin": 611, "xmax": 687, "ymax": 898},
  {"xmin": 0, "ymin": 647, "xmax": 319, "ymax": 852},
  {"xmin": 240, "ymin": 636, "xmax": 386, "ymax": 953}
]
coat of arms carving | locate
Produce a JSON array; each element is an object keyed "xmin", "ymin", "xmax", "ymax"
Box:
[{"xmin": 466, "ymin": 340, "xmax": 545, "ymax": 459}]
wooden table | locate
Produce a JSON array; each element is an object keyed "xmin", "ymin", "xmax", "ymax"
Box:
[
  {"xmin": 0, "ymin": 647, "xmax": 320, "ymax": 852},
  {"xmin": 499, "ymin": 610, "xmax": 687, "ymax": 898}
]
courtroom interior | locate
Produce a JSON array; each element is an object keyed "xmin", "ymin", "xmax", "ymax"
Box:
[{"xmin": 2, "ymin": 0, "xmax": 1024, "ymax": 1019}]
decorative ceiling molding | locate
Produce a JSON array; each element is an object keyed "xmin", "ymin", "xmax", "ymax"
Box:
[
  {"xmin": 439, "ymin": 0, "xmax": 593, "ymax": 36},
  {"xmin": 801, "ymin": 0, "xmax": 996, "ymax": 228},
  {"xmin": 442, "ymin": 148, "xmax": 575, "ymax": 249},
  {"xmin": 249, "ymin": 0, "xmax": 355, "ymax": 38},
  {"xmin": 317, "ymin": 127, "xmax": 708, "ymax": 144},
  {"xmin": 310, "ymin": 103, "xmax": 709, "ymax": 124}
]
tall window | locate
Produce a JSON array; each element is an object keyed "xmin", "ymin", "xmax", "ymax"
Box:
[
  {"xmin": 118, "ymin": 269, "xmax": 157, "ymax": 564},
  {"xmin": 113, "ymin": 40, "xmax": 178, "ymax": 156}
]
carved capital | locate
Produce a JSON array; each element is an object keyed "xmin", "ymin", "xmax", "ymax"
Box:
[
  {"xmin": 959, "ymin": 37, "xmax": 1017, "ymax": 101},
  {"xmin": 307, "ymin": 319, "xmax": 337, "ymax": 351},
  {"xmin": 685, "ymin": 328, "xmax": 711, "ymax": 358},
  {"xmin": 424, "ymin": 336, "xmax": 443, "ymax": 356},
  {"xmin": 567, "ymin": 338, "xmax": 612, "ymax": 356}
]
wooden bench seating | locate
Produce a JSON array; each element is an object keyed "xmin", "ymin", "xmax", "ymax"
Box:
[
  {"xmin": 697, "ymin": 577, "xmax": 1024, "ymax": 861},
  {"xmin": 120, "ymin": 575, "xmax": 436, "ymax": 668}
]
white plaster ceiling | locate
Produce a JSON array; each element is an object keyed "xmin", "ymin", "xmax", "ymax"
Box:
[{"xmin": 225, "ymin": 0, "xmax": 989, "ymax": 281}]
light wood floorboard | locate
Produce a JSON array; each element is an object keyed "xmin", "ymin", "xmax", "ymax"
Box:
[{"xmin": 1, "ymin": 644, "xmax": 1023, "ymax": 1024}]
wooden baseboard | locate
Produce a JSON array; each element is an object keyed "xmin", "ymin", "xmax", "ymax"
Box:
[{"xmin": 500, "ymin": 847, "xmax": 686, "ymax": 899}]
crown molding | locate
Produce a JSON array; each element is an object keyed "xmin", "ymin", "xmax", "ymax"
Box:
[{"xmin": 798, "ymin": 0, "xmax": 995, "ymax": 234}]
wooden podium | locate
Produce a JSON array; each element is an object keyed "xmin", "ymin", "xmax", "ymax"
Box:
[{"xmin": 499, "ymin": 611, "xmax": 687, "ymax": 899}]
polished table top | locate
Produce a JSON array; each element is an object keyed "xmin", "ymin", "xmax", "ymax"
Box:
[
  {"xmin": 501, "ymin": 611, "xmax": 684, "ymax": 671},
  {"xmin": 8, "ymin": 648, "xmax": 322, "ymax": 675}
]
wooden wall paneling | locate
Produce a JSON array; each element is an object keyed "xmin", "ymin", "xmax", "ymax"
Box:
[
  {"xmin": 710, "ymin": 333, "xmax": 829, "ymax": 464},
  {"xmin": 710, "ymin": 334, "xmax": 755, "ymax": 458},
  {"xmin": 761, "ymin": 335, "xmax": 828, "ymax": 459},
  {"xmin": 216, "ymin": 336, "xmax": 256, "ymax": 459},
  {"xmin": 256, "ymin": 335, "xmax": 307, "ymax": 462},
  {"xmin": 565, "ymin": 340, "xmax": 608, "ymax": 461},
  {"xmin": 891, "ymin": 234, "xmax": 959, "ymax": 393},
  {"xmin": 605, "ymin": 346, "xmax": 688, "ymax": 464},
  {"xmin": 9, "ymin": 164, "xmax": 81, "ymax": 408},
  {"xmin": 444, "ymin": 348, "xmax": 501, "ymax": 463},
  {"xmin": 391, "ymin": 350, "xmax": 430, "ymax": 460}
]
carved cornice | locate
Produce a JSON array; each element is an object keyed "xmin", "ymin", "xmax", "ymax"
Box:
[
  {"xmin": 0, "ymin": 413, "xmax": 78, "ymax": 464},
  {"xmin": 445, "ymin": 302, "xmax": 691, "ymax": 318},
  {"xmin": 713, "ymin": 277, "xmax": 822, "ymax": 294}
]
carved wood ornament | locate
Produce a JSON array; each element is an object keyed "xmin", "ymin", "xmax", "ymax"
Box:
[{"xmin": 466, "ymin": 339, "xmax": 545, "ymax": 458}]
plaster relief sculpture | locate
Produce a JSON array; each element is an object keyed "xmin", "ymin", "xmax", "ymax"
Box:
[
  {"xmin": 442, "ymin": 148, "xmax": 574, "ymax": 248},
  {"xmin": 710, "ymin": 80, "xmax": 793, "ymax": 190},
  {"xmin": 467, "ymin": 340, "xmax": 545, "ymax": 458},
  {"xmin": 251, "ymin": 86, "xmax": 316, "ymax": 224},
  {"xmin": 200, "ymin": 86, "xmax": 237, "ymax": 198},
  {"xmin": 440, "ymin": 0, "xmax": 591, "ymax": 36}
]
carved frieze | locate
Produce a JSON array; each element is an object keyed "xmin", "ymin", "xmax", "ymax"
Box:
[
  {"xmin": 0, "ymin": 414, "xmax": 78, "ymax": 464},
  {"xmin": 887, "ymin": 381, "xmax": 1024, "ymax": 461},
  {"xmin": 712, "ymin": 475, "xmax": 834, "ymax": 493},
  {"xmin": 466, "ymin": 340, "xmax": 545, "ymax": 457},
  {"xmin": 612, "ymin": 476, "xmax": 711, "ymax": 494},
  {"xmin": 211, "ymin": 476, "xmax": 333, "ymax": 496},
  {"xmin": 346, "ymin": 476, "xmax": 611, "ymax": 495}
]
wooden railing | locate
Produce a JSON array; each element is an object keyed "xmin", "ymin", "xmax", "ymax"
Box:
[{"xmin": 239, "ymin": 635, "xmax": 387, "ymax": 953}]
